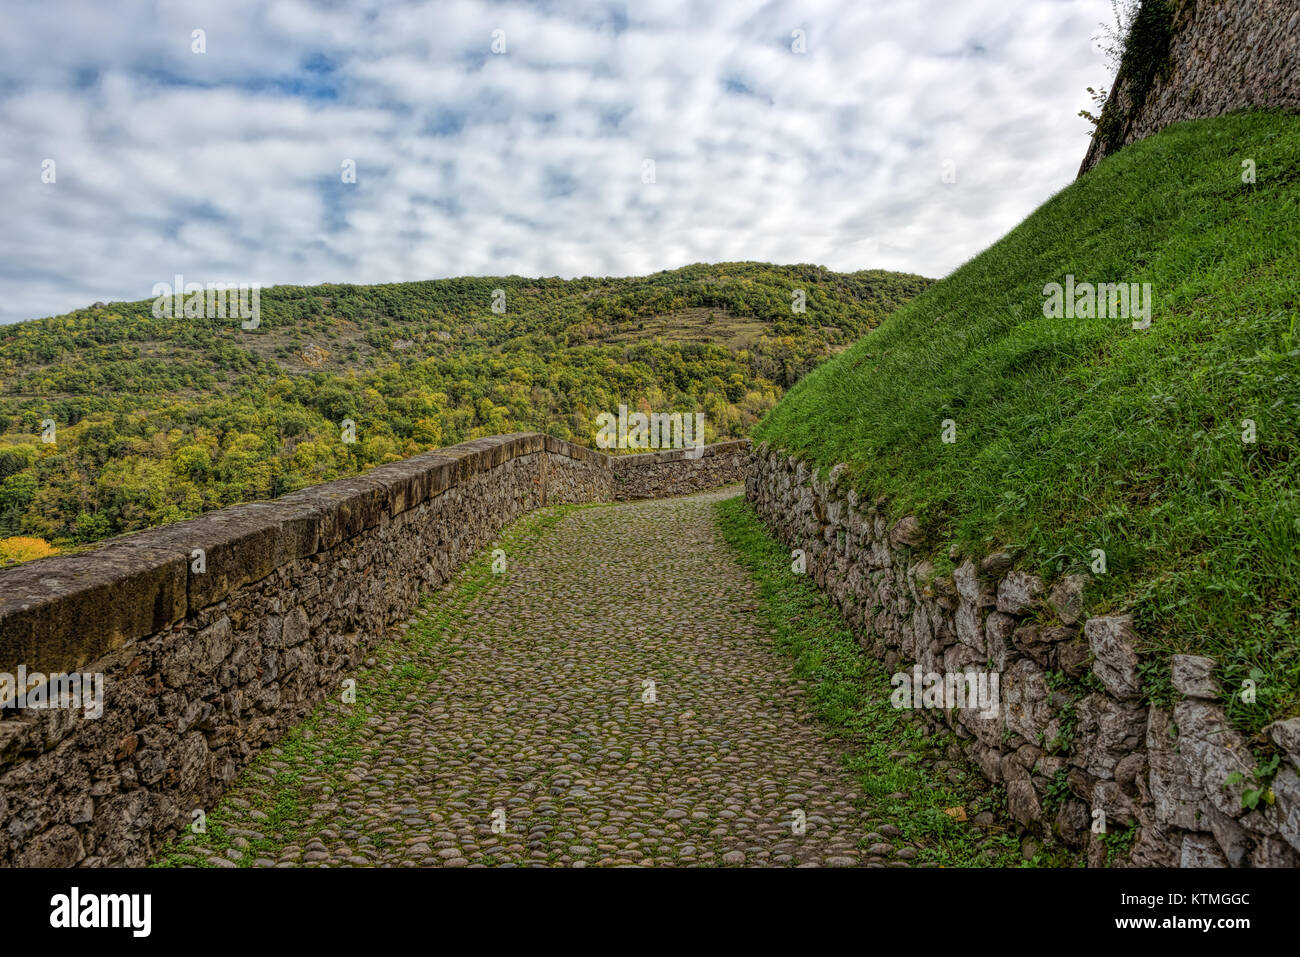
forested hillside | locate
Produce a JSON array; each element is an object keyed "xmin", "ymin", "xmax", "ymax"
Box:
[{"xmin": 0, "ymin": 262, "xmax": 929, "ymax": 557}]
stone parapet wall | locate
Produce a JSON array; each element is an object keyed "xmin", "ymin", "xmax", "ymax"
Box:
[
  {"xmin": 541, "ymin": 434, "xmax": 613, "ymax": 504},
  {"xmin": 746, "ymin": 443, "xmax": 1300, "ymax": 868},
  {"xmin": 1080, "ymin": 0, "xmax": 1300, "ymax": 174},
  {"xmin": 0, "ymin": 432, "xmax": 746, "ymax": 866},
  {"xmin": 610, "ymin": 440, "xmax": 750, "ymax": 500}
]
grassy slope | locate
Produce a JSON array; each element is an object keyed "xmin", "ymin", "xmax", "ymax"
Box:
[{"xmin": 754, "ymin": 112, "xmax": 1300, "ymax": 731}]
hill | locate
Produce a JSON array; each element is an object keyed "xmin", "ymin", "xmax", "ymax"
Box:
[
  {"xmin": 0, "ymin": 262, "xmax": 929, "ymax": 553},
  {"xmin": 754, "ymin": 112, "xmax": 1300, "ymax": 731}
]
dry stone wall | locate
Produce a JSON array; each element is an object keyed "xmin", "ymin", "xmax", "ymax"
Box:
[
  {"xmin": 1080, "ymin": 0, "xmax": 1300, "ymax": 174},
  {"xmin": 0, "ymin": 432, "xmax": 747, "ymax": 867},
  {"xmin": 747, "ymin": 443, "xmax": 1300, "ymax": 868},
  {"xmin": 611, "ymin": 440, "xmax": 750, "ymax": 500}
]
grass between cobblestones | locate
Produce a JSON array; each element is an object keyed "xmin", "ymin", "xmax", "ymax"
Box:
[
  {"xmin": 154, "ymin": 505, "xmax": 581, "ymax": 868},
  {"xmin": 716, "ymin": 495, "xmax": 1083, "ymax": 867}
]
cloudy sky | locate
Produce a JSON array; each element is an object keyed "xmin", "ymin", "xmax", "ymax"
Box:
[{"xmin": 0, "ymin": 0, "xmax": 1118, "ymax": 325}]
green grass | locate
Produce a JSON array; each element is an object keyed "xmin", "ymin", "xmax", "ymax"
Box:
[
  {"xmin": 715, "ymin": 494, "xmax": 1081, "ymax": 867},
  {"xmin": 153, "ymin": 504, "xmax": 581, "ymax": 867},
  {"xmin": 753, "ymin": 111, "xmax": 1300, "ymax": 732}
]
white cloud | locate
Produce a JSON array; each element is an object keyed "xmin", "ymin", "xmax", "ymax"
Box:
[{"xmin": 0, "ymin": 0, "xmax": 1117, "ymax": 323}]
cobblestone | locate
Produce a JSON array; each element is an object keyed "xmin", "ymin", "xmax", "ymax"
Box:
[{"xmin": 165, "ymin": 488, "xmax": 880, "ymax": 867}]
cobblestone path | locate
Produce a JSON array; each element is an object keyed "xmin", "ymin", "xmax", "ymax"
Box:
[{"xmin": 165, "ymin": 487, "xmax": 878, "ymax": 867}]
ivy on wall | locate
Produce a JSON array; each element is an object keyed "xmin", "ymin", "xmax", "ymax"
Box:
[{"xmin": 1084, "ymin": 0, "xmax": 1179, "ymax": 168}]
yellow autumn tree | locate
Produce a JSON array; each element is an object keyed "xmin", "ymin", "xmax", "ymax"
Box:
[{"xmin": 0, "ymin": 536, "xmax": 57, "ymax": 566}]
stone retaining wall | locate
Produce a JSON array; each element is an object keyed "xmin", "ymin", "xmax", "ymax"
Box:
[
  {"xmin": 1080, "ymin": 0, "xmax": 1300, "ymax": 174},
  {"xmin": 0, "ymin": 432, "xmax": 748, "ymax": 866},
  {"xmin": 746, "ymin": 443, "xmax": 1300, "ymax": 868}
]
